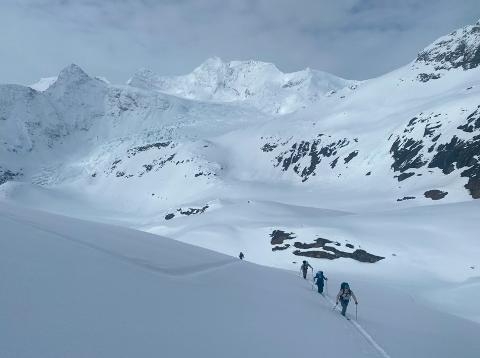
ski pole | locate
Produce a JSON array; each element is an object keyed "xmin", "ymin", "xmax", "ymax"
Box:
[{"xmin": 355, "ymin": 303, "xmax": 358, "ymax": 321}]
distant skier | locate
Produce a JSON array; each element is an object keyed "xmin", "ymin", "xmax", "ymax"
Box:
[
  {"xmin": 336, "ymin": 282, "xmax": 358, "ymax": 317},
  {"xmin": 239, "ymin": 252, "xmax": 244, "ymax": 260},
  {"xmin": 300, "ymin": 260, "xmax": 313, "ymax": 279},
  {"xmin": 314, "ymin": 270, "xmax": 328, "ymax": 294}
]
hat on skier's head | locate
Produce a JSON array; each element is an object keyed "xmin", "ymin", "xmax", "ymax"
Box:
[{"xmin": 303, "ymin": 260, "xmax": 306, "ymax": 264}]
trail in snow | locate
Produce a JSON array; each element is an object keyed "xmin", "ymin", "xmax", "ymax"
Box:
[
  {"xmin": 286, "ymin": 269, "xmax": 391, "ymax": 357},
  {"xmin": 305, "ymin": 277, "xmax": 392, "ymax": 358}
]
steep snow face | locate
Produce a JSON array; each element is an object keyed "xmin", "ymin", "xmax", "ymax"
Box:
[
  {"xmin": 0, "ymin": 85, "xmax": 62, "ymax": 158},
  {"xmin": 128, "ymin": 57, "xmax": 355, "ymax": 114},
  {"xmin": 45, "ymin": 64, "xmax": 108, "ymax": 133}
]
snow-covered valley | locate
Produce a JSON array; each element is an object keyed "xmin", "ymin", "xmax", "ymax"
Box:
[{"xmin": 1, "ymin": 18, "xmax": 480, "ymax": 358}]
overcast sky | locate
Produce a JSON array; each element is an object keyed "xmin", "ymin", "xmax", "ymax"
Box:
[{"xmin": 1, "ymin": 0, "xmax": 479, "ymax": 85}]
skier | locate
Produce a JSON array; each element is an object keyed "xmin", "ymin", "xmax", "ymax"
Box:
[
  {"xmin": 336, "ymin": 282, "xmax": 358, "ymax": 317},
  {"xmin": 314, "ymin": 270, "xmax": 328, "ymax": 294},
  {"xmin": 300, "ymin": 260, "xmax": 313, "ymax": 279},
  {"xmin": 239, "ymin": 252, "xmax": 244, "ymax": 260}
]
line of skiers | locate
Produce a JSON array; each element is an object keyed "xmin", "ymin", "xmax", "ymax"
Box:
[
  {"xmin": 240, "ymin": 255, "xmax": 358, "ymax": 318},
  {"xmin": 301, "ymin": 260, "xmax": 358, "ymax": 317}
]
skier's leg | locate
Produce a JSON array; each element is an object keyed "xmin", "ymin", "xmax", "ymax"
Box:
[{"xmin": 341, "ymin": 300, "xmax": 348, "ymax": 316}]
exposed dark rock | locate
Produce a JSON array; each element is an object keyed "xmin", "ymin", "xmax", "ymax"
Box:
[
  {"xmin": 270, "ymin": 230, "xmax": 296, "ymax": 245},
  {"xmin": 272, "ymin": 244, "xmax": 290, "ymax": 251},
  {"xmin": 274, "ymin": 137, "xmax": 351, "ymax": 181},
  {"xmin": 293, "ymin": 238, "xmax": 332, "ymax": 250},
  {"xmin": 432, "ymin": 134, "xmax": 441, "ymax": 142},
  {"xmin": 275, "ymin": 230, "xmax": 383, "ymax": 263},
  {"xmin": 179, "ymin": 205, "xmax": 209, "ymax": 216},
  {"xmin": 396, "ymin": 172, "xmax": 415, "ymax": 182},
  {"xmin": 397, "ymin": 196, "xmax": 416, "ymax": 202},
  {"xmin": 424, "ymin": 190, "xmax": 448, "ymax": 200},
  {"xmin": 417, "ymin": 73, "xmax": 441, "ymax": 82},
  {"xmin": 330, "ymin": 157, "xmax": 339, "ymax": 168},
  {"xmin": 293, "ymin": 248, "xmax": 384, "ymax": 263},
  {"xmin": 109, "ymin": 159, "xmax": 122, "ymax": 173},
  {"xmin": 415, "ymin": 23, "xmax": 480, "ymax": 74},
  {"xmin": 464, "ymin": 177, "xmax": 480, "ymax": 199},
  {"xmin": 293, "ymin": 250, "xmax": 338, "ymax": 260},
  {"xmin": 0, "ymin": 168, "xmax": 22, "ymax": 185},
  {"xmin": 390, "ymin": 137, "xmax": 427, "ymax": 174},
  {"xmin": 366, "ymin": 171, "xmax": 371, "ymax": 176},
  {"xmin": 458, "ymin": 106, "xmax": 480, "ymax": 133},
  {"xmin": 424, "ymin": 123, "xmax": 442, "ymax": 137},
  {"xmin": 116, "ymin": 171, "xmax": 125, "ymax": 177},
  {"xmin": 261, "ymin": 143, "xmax": 277, "ymax": 152},
  {"xmin": 127, "ymin": 141, "xmax": 171, "ymax": 156},
  {"xmin": 350, "ymin": 249, "xmax": 385, "ymax": 263},
  {"xmin": 428, "ymin": 134, "xmax": 480, "ymax": 198},
  {"xmin": 344, "ymin": 151, "xmax": 358, "ymax": 164},
  {"xmin": 164, "ymin": 204, "xmax": 210, "ymax": 220}
]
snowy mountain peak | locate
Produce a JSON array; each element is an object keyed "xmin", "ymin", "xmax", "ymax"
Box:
[
  {"xmin": 414, "ymin": 19, "xmax": 480, "ymax": 81},
  {"xmin": 56, "ymin": 64, "xmax": 91, "ymax": 85},
  {"xmin": 128, "ymin": 58, "xmax": 353, "ymax": 114}
]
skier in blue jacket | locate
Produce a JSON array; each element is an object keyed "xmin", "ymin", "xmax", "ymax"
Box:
[{"xmin": 314, "ymin": 271, "xmax": 328, "ymax": 294}]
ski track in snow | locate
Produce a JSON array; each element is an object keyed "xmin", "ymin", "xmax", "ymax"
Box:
[
  {"xmin": 1, "ymin": 213, "xmax": 238, "ymax": 277},
  {"xmin": 294, "ymin": 271, "xmax": 391, "ymax": 358},
  {"xmin": 320, "ymin": 285, "xmax": 391, "ymax": 358}
]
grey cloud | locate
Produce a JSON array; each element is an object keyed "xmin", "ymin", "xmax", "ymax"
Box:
[{"xmin": 0, "ymin": 0, "xmax": 479, "ymax": 85}]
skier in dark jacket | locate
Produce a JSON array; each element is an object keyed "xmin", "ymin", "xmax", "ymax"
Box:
[
  {"xmin": 336, "ymin": 282, "xmax": 358, "ymax": 317},
  {"xmin": 314, "ymin": 271, "xmax": 328, "ymax": 294},
  {"xmin": 239, "ymin": 252, "xmax": 244, "ymax": 260},
  {"xmin": 300, "ymin": 260, "xmax": 313, "ymax": 279}
]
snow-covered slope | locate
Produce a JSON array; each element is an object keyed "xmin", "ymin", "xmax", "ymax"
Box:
[{"xmin": 1, "ymin": 202, "xmax": 479, "ymax": 358}]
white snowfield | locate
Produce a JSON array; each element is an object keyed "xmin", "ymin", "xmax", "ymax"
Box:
[
  {"xmin": 1, "ymin": 18, "xmax": 480, "ymax": 358},
  {"xmin": 1, "ymin": 202, "xmax": 479, "ymax": 358}
]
